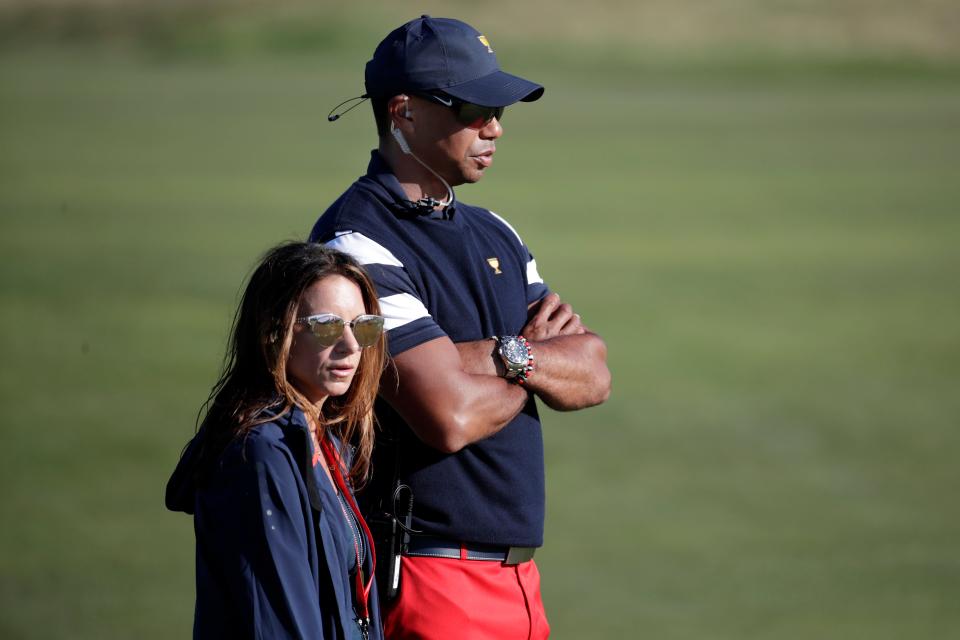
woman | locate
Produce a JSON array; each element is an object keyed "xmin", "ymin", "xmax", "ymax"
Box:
[{"xmin": 166, "ymin": 242, "xmax": 387, "ymax": 639}]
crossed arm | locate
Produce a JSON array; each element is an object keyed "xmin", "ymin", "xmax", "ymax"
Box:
[{"xmin": 379, "ymin": 293, "xmax": 611, "ymax": 453}]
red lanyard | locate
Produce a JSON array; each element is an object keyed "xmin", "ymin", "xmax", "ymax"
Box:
[{"xmin": 320, "ymin": 436, "xmax": 376, "ymax": 625}]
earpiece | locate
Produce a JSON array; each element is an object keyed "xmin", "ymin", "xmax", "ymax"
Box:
[
  {"xmin": 389, "ymin": 95, "xmax": 413, "ymax": 154},
  {"xmin": 391, "ymin": 125, "xmax": 412, "ymax": 154}
]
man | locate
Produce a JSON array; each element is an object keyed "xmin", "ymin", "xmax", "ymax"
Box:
[{"xmin": 310, "ymin": 16, "xmax": 611, "ymax": 639}]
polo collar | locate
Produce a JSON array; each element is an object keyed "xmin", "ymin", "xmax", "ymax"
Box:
[{"xmin": 366, "ymin": 150, "xmax": 457, "ymax": 220}]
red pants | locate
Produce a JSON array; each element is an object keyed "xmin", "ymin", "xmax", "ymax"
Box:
[{"xmin": 383, "ymin": 554, "xmax": 550, "ymax": 639}]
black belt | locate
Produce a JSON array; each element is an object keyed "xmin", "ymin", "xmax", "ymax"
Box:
[{"xmin": 405, "ymin": 536, "xmax": 537, "ymax": 565}]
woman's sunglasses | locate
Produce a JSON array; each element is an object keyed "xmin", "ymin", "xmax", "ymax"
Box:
[
  {"xmin": 295, "ymin": 313, "xmax": 384, "ymax": 348},
  {"xmin": 416, "ymin": 92, "xmax": 505, "ymax": 129}
]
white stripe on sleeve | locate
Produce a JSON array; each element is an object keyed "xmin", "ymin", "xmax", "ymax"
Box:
[
  {"xmin": 378, "ymin": 293, "xmax": 432, "ymax": 331},
  {"xmin": 526, "ymin": 258, "xmax": 544, "ymax": 285},
  {"xmin": 325, "ymin": 231, "xmax": 403, "ymax": 267}
]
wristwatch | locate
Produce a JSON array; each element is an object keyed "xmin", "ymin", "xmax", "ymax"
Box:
[{"xmin": 496, "ymin": 335, "xmax": 533, "ymax": 383}]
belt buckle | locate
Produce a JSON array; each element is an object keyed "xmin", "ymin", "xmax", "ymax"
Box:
[{"xmin": 504, "ymin": 546, "xmax": 536, "ymax": 565}]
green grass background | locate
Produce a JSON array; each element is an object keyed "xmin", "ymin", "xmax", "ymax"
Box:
[{"xmin": 1, "ymin": 1, "xmax": 959, "ymax": 638}]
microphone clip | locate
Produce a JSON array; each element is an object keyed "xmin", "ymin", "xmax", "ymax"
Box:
[
  {"xmin": 327, "ymin": 94, "xmax": 369, "ymax": 122},
  {"xmin": 390, "ymin": 195, "xmax": 451, "ymax": 219},
  {"xmin": 413, "ymin": 196, "xmax": 445, "ymax": 214}
]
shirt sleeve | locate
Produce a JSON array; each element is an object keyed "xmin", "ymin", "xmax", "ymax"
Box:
[
  {"xmin": 195, "ymin": 436, "xmax": 326, "ymax": 639},
  {"xmin": 325, "ymin": 231, "xmax": 446, "ymax": 357},
  {"xmin": 523, "ymin": 247, "xmax": 549, "ymax": 306}
]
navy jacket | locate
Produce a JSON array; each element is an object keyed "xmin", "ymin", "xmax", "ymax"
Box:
[{"xmin": 166, "ymin": 406, "xmax": 382, "ymax": 639}]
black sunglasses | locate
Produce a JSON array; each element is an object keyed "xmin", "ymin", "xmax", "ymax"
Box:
[
  {"xmin": 416, "ymin": 92, "xmax": 504, "ymax": 129},
  {"xmin": 295, "ymin": 313, "xmax": 384, "ymax": 348}
]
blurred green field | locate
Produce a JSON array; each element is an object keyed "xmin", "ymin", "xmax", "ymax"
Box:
[{"xmin": 2, "ymin": 2, "xmax": 960, "ymax": 638}]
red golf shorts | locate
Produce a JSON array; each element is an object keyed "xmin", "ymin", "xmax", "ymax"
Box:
[{"xmin": 383, "ymin": 553, "xmax": 550, "ymax": 639}]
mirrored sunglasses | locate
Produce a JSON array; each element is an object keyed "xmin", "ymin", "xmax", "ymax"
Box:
[
  {"xmin": 418, "ymin": 92, "xmax": 505, "ymax": 129},
  {"xmin": 295, "ymin": 313, "xmax": 384, "ymax": 348}
]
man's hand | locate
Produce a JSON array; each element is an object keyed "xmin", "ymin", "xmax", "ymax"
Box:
[
  {"xmin": 522, "ymin": 292, "xmax": 585, "ymax": 341},
  {"xmin": 517, "ymin": 293, "xmax": 611, "ymax": 411},
  {"xmin": 452, "ymin": 292, "xmax": 611, "ymax": 419}
]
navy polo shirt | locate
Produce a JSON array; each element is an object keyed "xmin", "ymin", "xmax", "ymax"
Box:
[{"xmin": 309, "ymin": 151, "xmax": 549, "ymax": 547}]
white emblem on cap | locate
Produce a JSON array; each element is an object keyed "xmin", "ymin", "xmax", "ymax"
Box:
[{"xmin": 477, "ymin": 35, "xmax": 494, "ymax": 53}]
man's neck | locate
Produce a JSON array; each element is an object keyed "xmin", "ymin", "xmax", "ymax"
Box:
[{"xmin": 379, "ymin": 144, "xmax": 451, "ymax": 205}]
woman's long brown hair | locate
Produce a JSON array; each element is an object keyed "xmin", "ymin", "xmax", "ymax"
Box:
[{"xmin": 196, "ymin": 241, "xmax": 387, "ymax": 486}]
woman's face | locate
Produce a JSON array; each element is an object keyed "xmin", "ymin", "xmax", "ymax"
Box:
[{"xmin": 286, "ymin": 274, "xmax": 367, "ymax": 406}]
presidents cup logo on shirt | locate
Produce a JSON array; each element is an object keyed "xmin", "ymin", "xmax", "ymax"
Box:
[
  {"xmin": 486, "ymin": 257, "xmax": 502, "ymax": 274},
  {"xmin": 477, "ymin": 35, "xmax": 494, "ymax": 53}
]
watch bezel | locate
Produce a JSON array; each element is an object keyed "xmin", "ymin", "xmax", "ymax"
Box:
[{"xmin": 497, "ymin": 335, "xmax": 529, "ymax": 379}]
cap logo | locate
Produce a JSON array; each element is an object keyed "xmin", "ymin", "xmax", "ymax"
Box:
[
  {"xmin": 477, "ymin": 35, "xmax": 494, "ymax": 53},
  {"xmin": 486, "ymin": 257, "xmax": 502, "ymax": 274}
]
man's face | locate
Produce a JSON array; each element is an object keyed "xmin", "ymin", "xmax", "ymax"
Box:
[{"xmin": 407, "ymin": 95, "xmax": 504, "ymax": 187}]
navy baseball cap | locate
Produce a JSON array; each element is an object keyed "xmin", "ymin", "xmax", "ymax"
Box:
[{"xmin": 365, "ymin": 15, "xmax": 544, "ymax": 108}]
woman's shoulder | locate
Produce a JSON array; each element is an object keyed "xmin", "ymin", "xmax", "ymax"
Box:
[{"xmin": 219, "ymin": 411, "xmax": 306, "ymax": 471}]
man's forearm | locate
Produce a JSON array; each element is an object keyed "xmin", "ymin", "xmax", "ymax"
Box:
[
  {"xmin": 413, "ymin": 369, "xmax": 530, "ymax": 451},
  {"xmin": 523, "ymin": 332, "xmax": 610, "ymax": 410},
  {"xmin": 455, "ymin": 339, "xmax": 501, "ymax": 376},
  {"xmin": 384, "ymin": 337, "xmax": 530, "ymax": 453},
  {"xmin": 455, "ymin": 333, "xmax": 611, "ymax": 411}
]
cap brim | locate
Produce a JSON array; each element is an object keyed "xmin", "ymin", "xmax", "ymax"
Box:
[{"xmin": 442, "ymin": 70, "xmax": 544, "ymax": 107}]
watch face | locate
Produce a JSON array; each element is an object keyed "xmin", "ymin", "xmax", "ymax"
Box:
[{"xmin": 502, "ymin": 339, "xmax": 527, "ymax": 365}]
